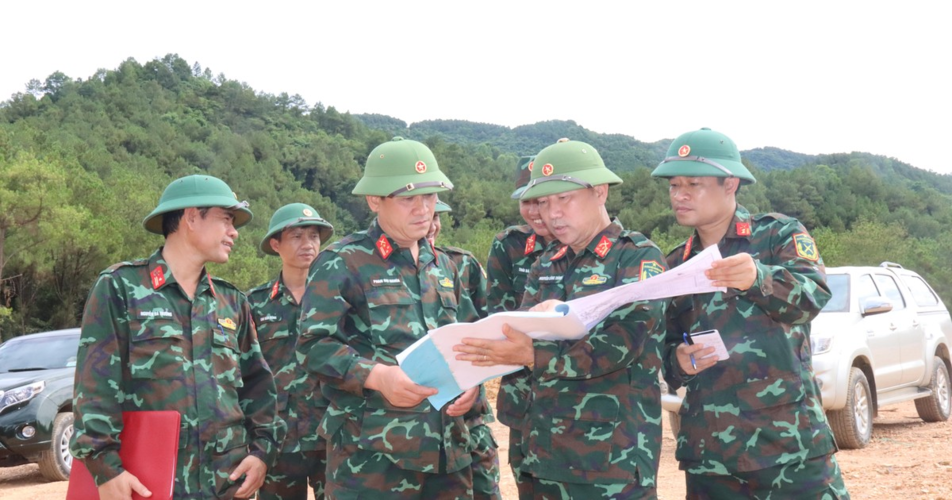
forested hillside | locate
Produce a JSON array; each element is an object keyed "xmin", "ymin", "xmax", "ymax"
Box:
[{"xmin": 2, "ymin": 54, "xmax": 952, "ymax": 339}]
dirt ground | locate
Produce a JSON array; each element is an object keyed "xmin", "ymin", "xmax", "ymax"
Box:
[{"xmin": 3, "ymin": 399, "xmax": 951, "ymax": 499}]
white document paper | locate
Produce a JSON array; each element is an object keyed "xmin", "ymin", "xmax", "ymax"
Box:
[
  {"xmin": 398, "ymin": 305, "xmax": 587, "ymax": 392},
  {"xmin": 396, "ymin": 243, "xmax": 728, "ymax": 408},
  {"xmin": 690, "ymin": 329, "xmax": 730, "ymax": 361},
  {"xmin": 565, "ymin": 244, "xmax": 726, "ymax": 329}
]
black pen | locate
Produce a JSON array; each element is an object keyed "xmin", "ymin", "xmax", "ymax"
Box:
[{"xmin": 682, "ymin": 332, "xmax": 697, "ymax": 371}]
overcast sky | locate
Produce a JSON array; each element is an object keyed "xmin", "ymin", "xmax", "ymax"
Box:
[{"xmin": 3, "ymin": 1, "xmax": 949, "ymax": 174}]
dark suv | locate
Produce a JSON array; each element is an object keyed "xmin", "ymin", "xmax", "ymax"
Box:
[{"xmin": 0, "ymin": 328, "xmax": 80, "ymax": 481}]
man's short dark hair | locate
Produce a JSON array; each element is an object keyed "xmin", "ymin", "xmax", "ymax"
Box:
[{"xmin": 162, "ymin": 207, "xmax": 211, "ymax": 238}]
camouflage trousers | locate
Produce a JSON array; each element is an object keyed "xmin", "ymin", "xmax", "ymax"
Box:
[
  {"xmin": 508, "ymin": 428, "xmax": 534, "ymax": 499},
  {"xmin": 684, "ymin": 453, "xmax": 849, "ymax": 499},
  {"xmin": 518, "ymin": 477, "xmax": 655, "ymax": 500},
  {"xmin": 325, "ymin": 441, "xmax": 474, "ymax": 499},
  {"xmin": 469, "ymin": 424, "xmax": 501, "ymax": 500},
  {"xmin": 258, "ymin": 450, "xmax": 326, "ymax": 500}
]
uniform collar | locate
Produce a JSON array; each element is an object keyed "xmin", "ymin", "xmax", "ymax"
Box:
[
  {"xmin": 550, "ymin": 220, "xmax": 623, "ymax": 262},
  {"xmin": 149, "ymin": 247, "xmax": 214, "ymax": 297},
  {"xmin": 367, "ymin": 218, "xmax": 434, "ymax": 266},
  {"xmin": 681, "ymin": 205, "xmax": 752, "ymax": 261}
]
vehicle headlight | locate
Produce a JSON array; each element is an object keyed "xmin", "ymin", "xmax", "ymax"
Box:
[
  {"xmin": 811, "ymin": 336, "xmax": 834, "ymax": 355},
  {"xmin": 0, "ymin": 381, "xmax": 46, "ymax": 414}
]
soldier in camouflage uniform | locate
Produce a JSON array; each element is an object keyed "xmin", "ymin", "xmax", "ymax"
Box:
[
  {"xmin": 483, "ymin": 155, "xmax": 553, "ymax": 496},
  {"xmin": 428, "ymin": 200, "xmax": 500, "ymax": 500},
  {"xmin": 248, "ymin": 203, "xmax": 335, "ymax": 500},
  {"xmin": 457, "ymin": 139, "xmax": 669, "ymax": 499},
  {"xmin": 71, "ymin": 175, "xmax": 286, "ymax": 500},
  {"xmin": 652, "ymin": 128, "xmax": 849, "ymax": 498},
  {"xmin": 297, "ymin": 137, "xmax": 483, "ymax": 499}
]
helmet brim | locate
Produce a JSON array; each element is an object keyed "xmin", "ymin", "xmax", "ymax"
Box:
[
  {"xmin": 651, "ymin": 159, "xmax": 756, "ymax": 184},
  {"xmin": 352, "ymin": 171, "xmax": 454, "ymax": 197},
  {"xmin": 260, "ymin": 218, "xmax": 334, "ymax": 255},
  {"xmin": 520, "ymin": 170, "xmax": 623, "ymax": 200},
  {"xmin": 143, "ymin": 196, "xmax": 253, "ymax": 234}
]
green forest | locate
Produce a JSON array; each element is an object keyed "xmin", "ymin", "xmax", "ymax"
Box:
[{"xmin": 2, "ymin": 54, "xmax": 952, "ymax": 340}]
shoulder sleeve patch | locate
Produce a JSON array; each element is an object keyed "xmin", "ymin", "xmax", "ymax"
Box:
[
  {"xmin": 640, "ymin": 260, "xmax": 666, "ymax": 280},
  {"xmin": 793, "ymin": 232, "xmax": 820, "ymax": 261}
]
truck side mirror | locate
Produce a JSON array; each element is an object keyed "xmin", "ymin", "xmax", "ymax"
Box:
[{"xmin": 861, "ymin": 297, "xmax": 893, "ymax": 316}]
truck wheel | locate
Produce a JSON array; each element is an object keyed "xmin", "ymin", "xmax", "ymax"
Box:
[
  {"xmin": 37, "ymin": 412, "xmax": 74, "ymax": 481},
  {"xmin": 827, "ymin": 367, "xmax": 873, "ymax": 449},
  {"xmin": 915, "ymin": 357, "xmax": 951, "ymax": 422}
]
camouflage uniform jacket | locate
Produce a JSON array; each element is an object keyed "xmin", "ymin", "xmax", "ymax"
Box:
[
  {"xmin": 71, "ymin": 248, "xmax": 285, "ymax": 495},
  {"xmin": 485, "ymin": 224, "xmax": 547, "ymax": 315},
  {"xmin": 297, "ymin": 219, "xmax": 474, "ymax": 474},
  {"xmin": 486, "ymin": 226, "xmax": 546, "ymax": 430},
  {"xmin": 514, "ymin": 221, "xmax": 668, "ymax": 486},
  {"xmin": 437, "ymin": 244, "xmax": 494, "ymax": 428},
  {"xmin": 248, "ymin": 273, "xmax": 326, "ymax": 453},
  {"xmin": 662, "ymin": 205, "xmax": 836, "ymax": 473}
]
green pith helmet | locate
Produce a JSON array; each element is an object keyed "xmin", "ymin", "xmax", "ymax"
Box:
[
  {"xmin": 434, "ymin": 199, "xmax": 452, "ymax": 213},
  {"xmin": 143, "ymin": 175, "xmax": 252, "ymax": 234},
  {"xmin": 510, "ymin": 155, "xmax": 536, "ymax": 199},
  {"xmin": 260, "ymin": 203, "xmax": 335, "ymax": 255},
  {"xmin": 520, "ymin": 139, "xmax": 622, "ymax": 200},
  {"xmin": 352, "ymin": 137, "xmax": 453, "ymax": 197},
  {"xmin": 651, "ymin": 127, "xmax": 756, "ymax": 184}
]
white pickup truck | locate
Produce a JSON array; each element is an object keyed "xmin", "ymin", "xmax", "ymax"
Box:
[
  {"xmin": 662, "ymin": 262, "xmax": 952, "ymax": 449},
  {"xmin": 810, "ymin": 262, "xmax": 952, "ymax": 448}
]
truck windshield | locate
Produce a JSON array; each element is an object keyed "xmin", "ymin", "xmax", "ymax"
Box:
[
  {"xmin": 0, "ymin": 334, "xmax": 79, "ymax": 373},
  {"xmin": 822, "ymin": 274, "xmax": 850, "ymax": 312}
]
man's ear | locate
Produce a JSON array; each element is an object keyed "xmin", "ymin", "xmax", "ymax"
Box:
[
  {"xmin": 366, "ymin": 195, "xmax": 382, "ymax": 213},
  {"xmin": 593, "ymin": 184, "xmax": 609, "ymax": 203},
  {"xmin": 182, "ymin": 207, "xmax": 200, "ymax": 230},
  {"xmin": 724, "ymin": 177, "xmax": 741, "ymax": 196},
  {"xmin": 269, "ymin": 237, "xmax": 282, "ymax": 254}
]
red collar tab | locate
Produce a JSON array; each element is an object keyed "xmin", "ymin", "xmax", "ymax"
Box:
[
  {"xmin": 736, "ymin": 222, "xmax": 751, "ymax": 236},
  {"xmin": 550, "ymin": 245, "xmax": 569, "ymax": 261},
  {"xmin": 682, "ymin": 236, "xmax": 693, "ymax": 261},
  {"xmin": 150, "ymin": 266, "xmax": 166, "ymax": 289},
  {"xmin": 593, "ymin": 235, "xmax": 612, "ymax": 259},
  {"xmin": 270, "ymin": 280, "xmax": 280, "ymax": 300},
  {"xmin": 524, "ymin": 234, "xmax": 537, "ymax": 256},
  {"xmin": 376, "ymin": 235, "xmax": 394, "ymax": 260}
]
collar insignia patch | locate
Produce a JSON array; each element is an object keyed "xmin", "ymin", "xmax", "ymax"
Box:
[
  {"xmin": 593, "ymin": 235, "xmax": 612, "ymax": 258},
  {"xmin": 524, "ymin": 234, "xmax": 536, "ymax": 256},
  {"xmin": 736, "ymin": 222, "xmax": 751, "ymax": 236},
  {"xmin": 550, "ymin": 245, "xmax": 568, "ymax": 261},
  {"xmin": 376, "ymin": 235, "xmax": 393, "ymax": 259},
  {"xmin": 150, "ymin": 266, "xmax": 166, "ymax": 289},
  {"xmin": 682, "ymin": 236, "xmax": 693, "ymax": 261}
]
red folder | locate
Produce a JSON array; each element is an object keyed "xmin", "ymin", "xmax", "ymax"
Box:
[{"xmin": 67, "ymin": 410, "xmax": 181, "ymax": 500}]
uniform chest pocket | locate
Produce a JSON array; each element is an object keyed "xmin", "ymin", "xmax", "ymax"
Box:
[
  {"xmin": 128, "ymin": 325, "xmax": 186, "ymax": 380},
  {"xmin": 366, "ymin": 287, "xmax": 417, "ymax": 347},
  {"xmin": 212, "ymin": 327, "xmax": 243, "ymax": 387}
]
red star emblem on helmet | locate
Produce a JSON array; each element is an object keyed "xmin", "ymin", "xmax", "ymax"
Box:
[
  {"xmin": 542, "ymin": 164, "xmax": 554, "ymax": 176},
  {"xmin": 415, "ymin": 161, "xmax": 427, "ymax": 173},
  {"xmin": 527, "ymin": 161, "xmax": 534, "ymax": 171},
  {"xmin": 678, "ymin": 145, "xmax": 691, "ymax": 157}
]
